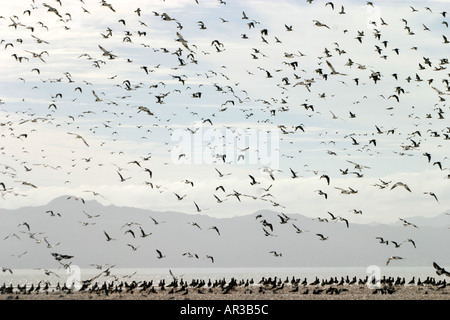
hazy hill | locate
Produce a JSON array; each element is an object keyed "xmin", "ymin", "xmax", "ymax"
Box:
[{"xmin": 0, "ymin": 196, "xmax": 448, "ymax": 269}]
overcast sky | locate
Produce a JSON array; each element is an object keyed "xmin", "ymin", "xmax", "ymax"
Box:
[{"xmin": 0, "ymin": 0, "xmax": 449, "ymax": 224}]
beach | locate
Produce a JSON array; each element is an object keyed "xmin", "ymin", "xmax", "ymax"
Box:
[{"xmin": 1, "ymin": 279, "xmax": 448, "ymax": 300}]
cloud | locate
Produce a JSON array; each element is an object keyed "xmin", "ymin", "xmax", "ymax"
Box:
[{"xmin": 0, "ymin": 0, "xmax": 449, "ymax": 226}]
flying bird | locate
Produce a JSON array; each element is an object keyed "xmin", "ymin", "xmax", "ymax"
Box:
[
  {"xmin": 156, "ymin": 249, "xmax": 166, "ymax": 259},
  {"xmin": 320, "ymin": 174, "xmax": 330, "ymax": 185},
  {"xmin": 67, "ymin": 132, "xmax": 89, "ymax": 146},
  {"xmin": 386, "ymin": 256, "xmax": 404, "ymax": 265},
  {"xmin": 117, "ymin": 171, "xmax": 131, "ymax": 182},
  {"xmin": 399, "ymin": 218, "xmax": 418, "ymax": 228},
  {"xmin": 424, "ymin": 192, "xmax": 439, "ymax": 202},
  {"xmin": 208, "ymin": 226, "xmax": 220, "ymax": 235},
  {"xmin": 1, "ymin": 267, "xmax": 13, "ymax": 274},
  {"xmin": 104, "ymin": 231, "xmax": 115, "ymax": 241},
  {"xmin": 433, "ymin": 262, "xmax": 450, "ymax": 277},
  {"xmin": 316, "ymin": 233, "xmax": 328, "ymax": 241},
  {"xmin": 390, "ymin": 182, "xmax": 411, "ymax": 192}
]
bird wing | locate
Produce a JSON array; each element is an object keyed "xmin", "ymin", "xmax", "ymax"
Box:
[
  {"xmin": 326, "ymin": 60, "xmax": 336, "ymax": 73},
  {"xmin": 98, "ymin": 45, "xmax": 110, "ymax": 54},
  {"xmin": 79, "ymin": 136, "xmax": 89, "ymax": 147}
]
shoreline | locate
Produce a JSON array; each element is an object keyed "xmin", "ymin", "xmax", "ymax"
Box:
[{"xmin": 1, "ymin": 279, "xmax": 448, "ymax": 300}]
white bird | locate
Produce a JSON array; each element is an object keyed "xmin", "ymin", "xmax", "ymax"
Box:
[
  {"xmin": 390, "ymin": 182, "xmax": 411, "ymax": 192},
  {"xmin": 386, "ymin": 256, "xmax": 404, "ymax": 266},
  {"xmin": 67, "ymin": 132, "xmax": 89, "ymax": 147}
]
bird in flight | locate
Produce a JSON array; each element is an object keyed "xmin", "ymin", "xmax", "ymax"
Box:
[
  {"xmin": 149, "ymin": 216, "xmax": 165, "ymax": 225},
  {"xmin": 326, "ymin": 60, "xmax": 347, "ymax": 75},
  {"xmin": 67, "ymin": 132, "xmax": 89, "ymax": 146},
  {"xmin": 249, "ymin": 175, "xmax": 260, "ymax": 185},
  {"xmin": 117, "ymin": 171, "xmax": 131, "ymax": 182},
  {"xmin": 386, "ymin": 256, "xmax": 404, "ymax": 265},
  {"xmin": 1, "ymin": 267, "xmax": 13, "ymax": 274},
  {"xmin": 316, "ymin": 233, "xmax": 328, "ymax": 241},
  {"xmin": 36, "ymin": 268, "xmax": 60, "ymax": 277},
  {"xmin": 104, "ymin": 231, "xmax": 115, "ymax": 241},
  {"xmin": 156, "ymin": 249, "xmax": 166, "ymax": 259},
  {"xmin": 98, "ymin": 45, "xmax": 117, "ymax": 59},
  {"xmin": 390, "ymin": 182, "xmax": 411, "ymax": 192},
  {"xmin": 208, "ymin": 226, "xmax": 220, "ymax": 235},
  {"xmin": 215, "ymin": 168, "xmax": 231, "ymax": 177},
  {"xmin": 194, "ymin": 201, "xmax": 208, "ymax": 212},
  {"xmin": 320, "ymin": 174, "xmax": 330, "ymax": 185},
  {"xmin": 423, "ymin": 192, "xmax": 439, "ymax": 202},
  {"xmin": 399, "ymin": 218, "xmax": 418, "ymax": 228},
  {"xmin": 433, "ymin": 262, "xmax": 450, "ymax": 277}
]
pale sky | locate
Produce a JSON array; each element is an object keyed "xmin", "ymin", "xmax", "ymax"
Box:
[{"xmin": 0, "ymin": 0, "xmax": 449, "ymax": 224}]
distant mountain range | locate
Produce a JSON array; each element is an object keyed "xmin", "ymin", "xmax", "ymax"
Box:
[{"xmin": 0, "ymin": 196, "xmax": 449, "ymax": 269}]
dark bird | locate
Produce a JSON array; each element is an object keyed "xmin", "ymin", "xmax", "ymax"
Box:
[
  {"xmin": 433, "ymin": 161, "xmax": 443, "ymax": 170},
  {"xmin": 261, "ymin": 219, "xmax": 273, "ymax": 232},
  {"xmin": 156, "ymin": 249, "xmax": 166, "ymax": 259},
  {"xmin": 208, "ymin": 226, "xmax": 220, "ymax": 235},
  {"xmin": 327, "ymin": 212, "xmax": 338, "ymax": 221},
  {"xmin": 104, "ymin": 231, "xmax": 115, "ymax": 241},
  {"xmin": 315, "ymin": 190, "xmax": 328, "ymax": 199},
  {"xmin": 150, "ymin": 216, "xmax": 165, "ymax": 225},
  {"xmin": 433, "ymin": 262, "xmax": 450, "ymax": 277},
  {"xmin": 1, "ymin": 267, "xmax": 13, "ymax": 274},
  {"xmin": 391, "ymin": 241, "xmax": 402, "ymax": 248},
  {"xmin": 316, "ymin": 233, "xmax": 328, "ymax": 241},
  {"xmin": 292, "ymin": 224, "xmax": 307, "ymax": 234},
  {"xmin": 174, "ymin": 193, "xmax": 186, "ymax": 201},
  {"xmin": 127, "ymin": 244, "xmax": 139, "ymax": 251},
  {"xmin": 376, "ymin": 237, "xmax": 389, "ymax": 245},
  {"xmin": 18, "ymin": 222, "xmax": 30, "ymax": 231},
  {"xmin": 194, "ymin": 201, "xmax": 208, "ymax": 212},
  {"xmin": 124, "ymin": 229, "xmax": 135, "ymax": 238},
  {"xmin": 188, "ymin": 221, "xmax": 202, "ymax": 230},
  {"xmin": 405, "ymin": 238, "xmax": 416, "ymax": 248},
  {"xmin": 214, "ymin": 195, "xmax": 226, "ymax": 203},
  {"xmin": 320, "ymin": 174, "xmax": 330, "ymax": 185},
  {"xmin": 424, "ymin": 192, "xmax": 439, "ymax": 202},
  {"xmin": 117, "ymin": 171, "xmax": 131, "ymax": 182},
  {"xmin": 144, "ymin": 168, "xmax": 153, "ymax": 178},
  {"xmin": 269, "ymin": 251, "xmax": 282, "ymax": 257},
  {"xmin": 215, "ymin": 168, "xmax": 231, "ymax": 177},
  {"xmin": 249, "ymin": 175, "xmax": 259, "ymax": 185},
  {"xmin": 139, "ymin": 227, "xmax": 151, "ymax": 238},
  {"xmin": 290, "ymin": 168, "xmax": 299, "ymax": 179}
]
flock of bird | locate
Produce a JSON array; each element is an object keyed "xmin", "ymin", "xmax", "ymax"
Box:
[
  {"xmin": 0, "ymin": 266, "xmax": 449, "ymax": 297},
  {"xmin": 0, "ymin": 0, "xmax": 449, "ymax": 278}
]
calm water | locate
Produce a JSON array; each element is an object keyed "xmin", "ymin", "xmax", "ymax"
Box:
[{"xmin": 0, "ymin": 266, "xmax": 442, "ymax": 287}]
